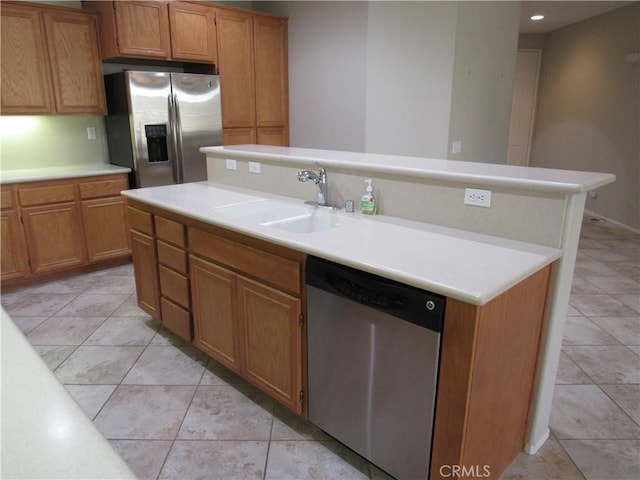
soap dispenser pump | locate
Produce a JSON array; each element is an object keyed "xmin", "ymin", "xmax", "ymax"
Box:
[{"xmin": 361, "ymin": 179, "xmax": 377, "ymax": 215}]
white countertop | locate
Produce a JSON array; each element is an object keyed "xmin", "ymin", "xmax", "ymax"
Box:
[
  {"xmin": 0, "ymin": 163, "xmax": 131, "ymax": 184},
  {"xmin": 201, "ymin": 145, "xmax": 615, "ymax": 194},
  {"xmin": 0, "ymin": 308, "xmax": 136, "ymax": 479},
  {"xmin": 123, "ymin": 182, "xmax": 561, "ymax": 305}
]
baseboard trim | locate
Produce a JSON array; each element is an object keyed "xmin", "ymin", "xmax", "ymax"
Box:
[
  {"xmin": 524, "ymin": 428, "xmax": 549, "ymax": 455},
  {"xmin": 584, "ymin": 209, "xmax": 640, "ymax": 234}
]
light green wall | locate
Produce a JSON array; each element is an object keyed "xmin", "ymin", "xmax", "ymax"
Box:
[{"xmin": 0, "ymin": 115, "xmax": 109, "ymax": 171}]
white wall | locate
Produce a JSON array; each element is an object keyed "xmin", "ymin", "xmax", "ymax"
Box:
[
  {"xmin": 256, "ymin": 1, "xmax": 521, "ymax": 164},
  {"xmin": 364, "ymin": 2, "xmax": 456, "ymax": 158},
  {"xmin": 529, "ymin": 3, "xmax": 640, "ymax": 229},
  {"xmin": 448, "ymin": 1, "xmax": 521, "ymax": 164}
]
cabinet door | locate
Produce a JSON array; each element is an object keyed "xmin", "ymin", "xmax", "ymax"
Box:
[
  {"xmin": 190, "ymin": 255, "xmax": 241, "ymax": 374},
  {"xmin": 238, "ymin": 276, "xmax": 303, "ymax": 414},
  {"xmin": 223, "ymin": 127, "xmax": 256, "ymax": 146},
  {"xmin": 22, "ymin": 202, "xmax": 85, "ymax": 275},
  {"xmin": 257, "ymin": 127, "xmax": 288, "ymax": 147},
  {"xmin": 0, "ymin": 210, "xmax": 30, "ymax": 282},
  {"xmin": 254, "ymin": 16, "xmax": 288, "ymax": 128},
  {"xmin": 130, "ymin": 230, "xmax": 160, "ymax": 319},
  {"xmin": 114, "ymin": 1, "xmax": 170, "ymax": 59},
  {"xmin": 168, "ymin": 1, "xmax": 216, "ymax": 63},
  {"xmin": 0, "ymin": 3, "xmax": 53, "ymax": 114},
  {"xmin": 217, "ymin": 8, "xmax": 255, "ymax": 128},
  {"xmin": 43, "ymin": 9, "xmax": 106, "ymax": 114},
  {"xmin": 81, "ymin": 197, "xmax": 130, "ymax": 263}
]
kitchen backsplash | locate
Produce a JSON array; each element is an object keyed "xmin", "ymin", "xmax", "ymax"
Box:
[{"xmin": 0, "ymin": 115, "xmax": 109, "ymax": 171}]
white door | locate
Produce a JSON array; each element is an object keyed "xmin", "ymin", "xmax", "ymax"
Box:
[{"xmin": 507, "ymin": 50, "xmax": 541, "ymax": 166}]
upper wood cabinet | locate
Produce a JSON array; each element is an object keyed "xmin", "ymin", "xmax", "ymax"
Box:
[
  {"xmin": 85, "ymin": 1, "xmax": 216, "ymax": 64},
  {"xmin": 0, "ymin": 1, "xmax": 105, "ymax": 115},
  {"xmin": 216, "ymin": 7, "xmax": 256, "ymax": 129}
]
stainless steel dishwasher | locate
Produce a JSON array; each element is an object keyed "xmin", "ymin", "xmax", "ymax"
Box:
[{"xmin": 306, "ymin": 256, "xmax": 445, "ymax": 480}]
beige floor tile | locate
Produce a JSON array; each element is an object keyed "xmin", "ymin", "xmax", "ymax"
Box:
[
  {"xmin": 10, "ymin": 316, "xmax": 48, "ymax": 335},
  {"xmin": 88, "ymin": 276, "xmax": 137, "ymax": 294},
  {"xmin": 22, "ymin": 275, "xmax": 95, "ymax": 295},
  {"xmin": 590, "ymin": 316, "xmax": 640, "ymax": 346},
  {"xmin": 551, "ymin": 385, "xmax": 640, "ymax": 439},
  {"xmin": 122, "ymin": 345, "xmax": 207, "ymax": 385},
  {"xmin": 26, "ymin": 316, "xmax": 106, "ymax": 345},
  {"xmin": 177, "ymin": 385, "xmax": 273, "ymax": 440},
  {"xmin": 555, "ymin": 351, "xmax": 592, "ymax": 385},
  {"xmin": 563, "ymin": 345, "xmax": 640, "ymax": 384},
  {"xmin": 571, "ymin": 276, "xmax": 605, "ymax": 295},
  {"xmin": 199, "ymin": 358, "xmax": 246, "ymax": 386},
  {"xmin": 574, "ymin": 257, "xmax": 620, "ymax": 277},
  {"xmin": 570, "ymin": 294, "xmax": 637, "ymax": 317},
  {"xmin": 94, "ymin": 385, "xmax": 196, "ymax": 440},
  {"xmin": 65, "ymin": 384, "xmax": 117, "ymax": 420},
  {"xmin": 500, "ymin": 438, "xmax": 583, "ymax": 479},
  {"xmin": 271, "ymin": 403, "xmax": 331, "ymax": 441},
  {"xmin": 560, "ymin": 439, "xmax": 640, "ymax": 480},
  {"xmin": 604, "ymin": 260, "xmax": 640, "ymax": 277},
  {"xmin": 110, "ymin": 439, "xmax": 173, "ymax": 480},
  {"xmin": 159, "ymin": 440, "xmax": 268, "ymax": 480},
  {"xmin": 562, "ymin": 315, "xmax": 619, "ymax": 346},
  {"xmin": 84, "ymin": 316, "xmax": 159, "ymax": 346},
  {"xmin": 265, "ymin": 440, "xmax": 370, "ymax": 480},
  {"xmin": 614, "ymin": 294, "xmax": 640, "ymax": 313},
  {"xmin": 55, "ymin": 345, "xmax": 145, "ymax": 384},
  {"xmin": 111, "ymin": 294, "xmax": 153, "ymax": 318},
  {"xmin": 32, "ymin": 345, "xmax": 77, "ymax": 371},
  {"xmin": 628, "ymin": 345, "xmax": 640, "ymax": 355},
  {"xmin": 581, "ymin": 248, "xmax": 637, "ymax": 263},
  {"xmin": 54, "ymin": 293, "xmax": 130, "ymax": 317},
  {"xmin": 600, "ymin": 384, "xmax": 640, "ymax": 426},
  {"xmin": 583, "ymin": 275, "xmax": 640, "ymax": 295},
  {"xmin": 3, "ymin": 292, "xmax": 76, "ymax": 316}
]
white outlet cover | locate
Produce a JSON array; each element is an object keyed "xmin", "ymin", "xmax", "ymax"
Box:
[
  {"xmin": 452, "ymin": 140, "xmax": 462, "ymax": 154},
  {"xmin": 86, "ymin": 126, "xmax": 96, "ymax": 140},
  {"xmin": 225, "ymin": 159, "xmax": 237, "ymax": 170},
  {"xmin": 249, "ymin": 162, "xmax": 261, "ymax": 174},
  {"xmin": 464, "ymin": 188, "xmax": 492, "ymax": 208}
]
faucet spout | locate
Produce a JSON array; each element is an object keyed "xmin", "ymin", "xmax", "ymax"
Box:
[{"xmin": 296, "ymin": 162, "xmax": 328, "ymax": 206}]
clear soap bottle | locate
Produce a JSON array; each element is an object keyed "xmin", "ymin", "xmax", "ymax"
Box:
[{"xmin": 361, "ymin": 179, "xmax": 377, "ymax": 215}]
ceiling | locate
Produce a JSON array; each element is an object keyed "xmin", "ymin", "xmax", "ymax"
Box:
[{"xmin": 519, "ymin": 1, "xmax": 636, "ymax": 33}]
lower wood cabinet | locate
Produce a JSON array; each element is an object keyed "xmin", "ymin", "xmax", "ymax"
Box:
[
  {"xmin": 0, "ymin": 174, "xmax": 130, "ymax": 287},
  {"xmin": 22, "ymin": 201, "xmax": 85, "ymax": 274},
  {"xmin": 130, "ymin": 229, "xmax": 160, "ymax": 319}
]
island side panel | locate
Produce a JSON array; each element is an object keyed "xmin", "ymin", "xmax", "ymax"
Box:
[{"xmin": 430, "ymin": 265, "xmax": 551, "ymax": 479}]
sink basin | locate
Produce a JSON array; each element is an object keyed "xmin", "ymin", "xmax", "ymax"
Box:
[
  {"xmin": 266, "ymin": 211, "xmax": 357, "ymax": 233},
  {"xmin": 214, "ymin": 200, "xmax": 311, "ymax": 224}
]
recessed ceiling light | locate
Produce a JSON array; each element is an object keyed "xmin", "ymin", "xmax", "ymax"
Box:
[{"xmin": 531, "ymin": 14, "xmax": 545, "ymax": 21}]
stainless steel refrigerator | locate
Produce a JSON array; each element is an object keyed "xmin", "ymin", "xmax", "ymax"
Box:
[{"xmin": 104, "ymin": 71, "xmax": 222, "ymax": 188}]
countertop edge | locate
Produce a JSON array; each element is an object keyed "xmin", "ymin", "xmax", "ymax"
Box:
[
  {"xmin": 0, "ymin": 164, "xmax": 131, "ymax": 184},
  {"xmin": 122, "ymin": 185, "xmax": 561, "ymax": 306},
  {"xmin": 201, "ymin": 145, "xmax": 616, "ymax": 194}
]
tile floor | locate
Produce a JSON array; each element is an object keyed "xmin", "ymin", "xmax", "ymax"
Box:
[{"xmin": 2, "ymin": 216, "xmax": 638, "ymax": 479}]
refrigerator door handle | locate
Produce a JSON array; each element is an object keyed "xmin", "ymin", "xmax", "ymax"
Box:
[
  {"xmin": 168, "ymin": 93, "xmax": 181, "ymax": 184},
  {"xmin": 173, "ymin": 92, "xmax": 185, "ymax": 184}
]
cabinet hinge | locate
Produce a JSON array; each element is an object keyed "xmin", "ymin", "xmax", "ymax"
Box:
[
  {"xmin": 298, "ymin": 313, "xmax": 304, "ymax": 327},
  {"xmin": 299, "ymin": 390, "xmax": 305, "ymax": 404}
]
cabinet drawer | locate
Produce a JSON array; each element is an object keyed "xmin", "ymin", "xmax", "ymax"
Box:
[
  {"xmin": 158, "ymin": 240, "xmax": 188, "ymax": 274},
  {"xmin": 159, "ymin": 264, "xmax": 190, "ymax": 308},
  {"xmin": 128, "ymin": 207, "xmax": 154, "ymax": 234},
  {"xmin": 19, "ymin": 184, "xmax": 75, "ymax": 206},
  {"xmin": 79, "ymin": 178, "xmax": 128, "ymax": 199},
  {"xmin": 189, "ymin": 228, "xmax": 301, "ymax": 295},
  {"xmin": 1, "ymin": 189, "xmax": 14, "ymax": 209},
  {"xmin": 160, "ymin": 297, "xmax": 192, "ymax": 342},
  {"xmin": 155, "ymin": 216, "xmax": 185, "ymax": 247}
]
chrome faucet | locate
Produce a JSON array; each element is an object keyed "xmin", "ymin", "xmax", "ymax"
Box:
[{"xmin": 297, "ymin": 162, "xmax": 327, "ymax": 206}]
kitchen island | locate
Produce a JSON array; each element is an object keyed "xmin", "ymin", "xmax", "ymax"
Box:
[{"xmin": 122, "ymin": 144, "xmax": 613, "ymax": 478}]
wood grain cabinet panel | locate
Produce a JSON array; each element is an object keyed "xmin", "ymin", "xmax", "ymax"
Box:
[
  {"xmin": 160, "ymin": 297, "xmax": 192, "ymax": 341},
  {"xmin": 130, "ymin": 230, "xmax": 160, "ymax": 319},
  {"xmin": 224, "ymin": 127, "xmax": 256, "ymax": 146},
  {"xmin": 168, "ymin": 1, "xmax": 216, "ymax": 63},
  {"xmin": 112, "ymin": 1, "xmax": 171, "ymax": 59},
  {"xmin": 81, "ymin": 196, "xmax": 130, "ymax": 263},
  {"xmin": 0, "ymin": 3, "xmax": 53, "ymax": 114},
  {"xmin": 191, "ymin": 254, "xmax": 241, "ymax": 374},
  {"xmin": 43, "ymin": 9, "xmax": 106, "ymax": 113},
  {"xmin": 1, "ymin": 2, "xmax": 105, "ymax": 115},
  {"xmin": 0, "ymin": 204, "xmax": 30, "ymax": 282},
  {"xmin": 22, "ymin": 202, "xmax": 85, "ymax": 274},
  {"xmin": 238, "ymin": 276, "xmax": 302, "ymax": 414},
  {"xmin": 217, "ymin": 8, "xmax": 255, "ymax": 129}
]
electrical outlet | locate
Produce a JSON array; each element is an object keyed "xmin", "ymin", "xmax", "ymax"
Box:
[
  {"xmin": 225, "ymin": 159, "xmax": 237, "ymax": 170},
  {"xmin": 452, "ymin": 140, "xmax": 462, "ymax": 154},
  {"xmin": 249, "ymin": 161, "xmax": 261, "ymax": 174},
  {"xmin": 464, "ymin": 188, "xmax": 492, "ymax": 208},
  {"xmin": 86, "ymin": 126, "xmax": 96, "ymax": 140}
]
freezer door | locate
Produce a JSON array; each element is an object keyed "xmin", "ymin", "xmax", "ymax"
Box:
[
  {"xmin": 127, "ymin": 71, "xmax": 176, "ymax": 187},
  {"xmin": 171, "ymin": 73, "xmax": 222, "ymax": 183}
]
